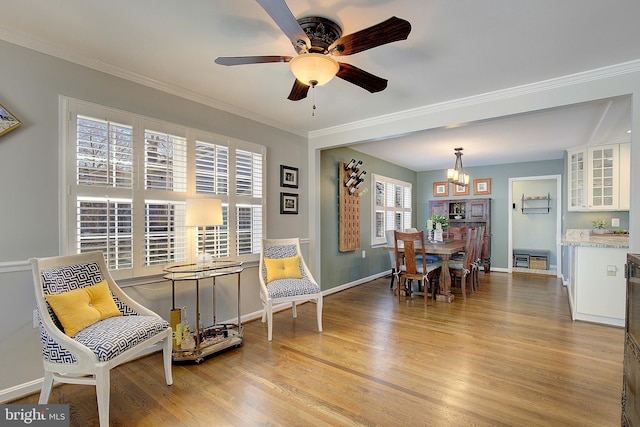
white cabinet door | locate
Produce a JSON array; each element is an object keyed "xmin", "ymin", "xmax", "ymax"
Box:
[
  {"xmin": 587, "ymin": 144, "xmax": 619, "ymax": 210},
  {"xmin": 567, "ymin": 148, "xmax": 587, "ymax": 210}
]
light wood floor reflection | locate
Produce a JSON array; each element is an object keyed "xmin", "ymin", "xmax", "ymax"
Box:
[{"xmin": 13, "ymin": 272, "xmax": 624, "ymax": 426}]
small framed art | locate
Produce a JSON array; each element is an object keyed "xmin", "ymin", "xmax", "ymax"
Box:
[
  {"xmin": 433, "ymin": 182, "xmax": 449, "ymax": 197},
  {"xmin": 453, "ymin": 184, "xmax": 469, "ymax": 196},
  {"xmin": 473, "ymin": 178, "xmax": 491, "ymax": 195},
  {"xmin": 280, "ymin": 165, "xmax": 299, "ymax": 188},
  {"xmin": 280, "ymin": 192, "xmax": 298, "ymax": 214},
  {"xmin": 0, "ymin": 102, "xmax": 22, "ymax": 137}
]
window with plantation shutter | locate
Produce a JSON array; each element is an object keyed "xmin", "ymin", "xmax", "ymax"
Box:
[
  {"xmin": 64, "ymin": 98, "xmax": 265, "ymax": 279},
  {"xmin": 372, "ymin": 174, "xmax": 413, "ymax": 245}
]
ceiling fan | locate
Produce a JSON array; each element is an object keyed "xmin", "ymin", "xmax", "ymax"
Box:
[{"xmin": 215, "ymin": 0, "xmax": 412, "ymax": 101}]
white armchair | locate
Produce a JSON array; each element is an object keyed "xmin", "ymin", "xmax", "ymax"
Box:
[
  {"xmin": 259, "ymin": 238, "xmax": 323, "ymax": 341},
  {"xmin": 29, "ymin": 251, "xmax": 173, "ymax": 427}
]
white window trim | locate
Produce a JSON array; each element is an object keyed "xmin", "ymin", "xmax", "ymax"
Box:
[
  {"xmin": 60, "ymin": 96, "xmax": 266, "ymax": 279},
  {"xmin": 371, "ymin": 173, "xmax": 412, "ymax": 246}
]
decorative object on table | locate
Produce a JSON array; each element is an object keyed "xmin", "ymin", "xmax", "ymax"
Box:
[
  {"xmin": 186, "ymin": 198, "xmax": 223, "ymax": 264},
  {"xmin": 427, "ymin": 214, "xmax": 449, "ymax": 242},
  {"xmin": 339, "ymin": 159, "xmax": 365, "ymax": 251},
  {"xmin": 280, "ymin": 192, "xmax": 299, "ymax": 214},
  {"xmin": 280, "ymin": 164, "xmax": 299, "ymax": 188},
  {"xmin": 433, "ymin": 181, "xmax": 449, "ymax": 197},
  {"xmin": 592, "ymin": 219, "xmax": 607, "ymax": 234},
  {"xmin": 447, "ymin": 147, "xmax": 470, "ymax": 186},
  {"xmin": 453, "ymin": 183, "xmax": 469, "ymax": 196},
  {"xmin": 0, "ymin": 102, "xmax": 22, "ymax": 137},
  {"xmin": 473, "ymin": 178, "xmax": 491, "ymax": 195}
]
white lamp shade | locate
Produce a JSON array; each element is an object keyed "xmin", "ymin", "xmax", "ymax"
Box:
[
  {"xmin": 290, "ymin": 53, "xmax": 339, "ymax": 86},
  {"xmin": 185, "ymin": 199, "xmax": 223, "ymax": 227}
]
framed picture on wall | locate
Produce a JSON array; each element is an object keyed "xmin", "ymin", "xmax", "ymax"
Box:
[
  {"xmin": 280, "ymin": 165, "xmax": 299, "ymax": 188},
  {"xmin": 473, "ymin": 178, "xmax": 491, "ymax": 195},
  {"xmin": 0, "ymin": 102, "xmax": 22, "ymax": 137},
  {"xmin": 453, "ymin": 184, "xmax": 469, "ymax": 196},
  {"xmin": 433, "ymin": 181, "xmax": 449, "ymax": 197},
  {"xmin": 280, "ymin": 192, "xmax": 298, "ymax": 214}
]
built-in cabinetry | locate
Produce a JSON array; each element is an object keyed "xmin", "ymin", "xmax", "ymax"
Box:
[
  {"xmin": 622, "ymin": 253, "xmax": 640, "ymax": 425},
  {"xmin": 567, "ymin": 143, "xmax": 630, "ymax": 211},
  {"xmin": 428, "ymin": 198, "xmax": 491, "ymax": 271},
  {"xmin": 566, "ymin": 244, "xmax": 627, "ymax": 327},
  {"xmin": 521, "ymin": 193, "xmax": 551, "ymax": 213}
]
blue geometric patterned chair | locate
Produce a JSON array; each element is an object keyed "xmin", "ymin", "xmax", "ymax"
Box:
[
  {"xmin": 259, "ymin": 238, "xmax": 323, "ymax": 341},
  {"xmin": 29, "ymin": 251, "xmax": 173, "ymax": 427}
]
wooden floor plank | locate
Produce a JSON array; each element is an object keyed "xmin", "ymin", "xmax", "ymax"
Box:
[{"xmin": 11, "ymin": 272, "xmax": 624, "ymax": 426}]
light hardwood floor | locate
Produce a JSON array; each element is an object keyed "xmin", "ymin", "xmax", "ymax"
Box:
[{"xmin": 12, "ymin": 272, "xmax": 624, "ymax": 426}]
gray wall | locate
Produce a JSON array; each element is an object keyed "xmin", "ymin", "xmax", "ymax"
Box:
[
  {"xmin": 0, "ymin": 40, "xmax": 307, "ymax": 395},
  {"xmin": 417, "ymin": 160, "xmax": 565, "ymax": 269},
  {"xmin": 512, "ymin": 179, "xmax": 558, "ymax": 267},
  {"xmin": 320, "ymin": 147, "xmax": 416, "ymax": 288}
]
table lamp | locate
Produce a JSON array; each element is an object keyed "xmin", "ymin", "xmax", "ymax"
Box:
[{"xmin": 186, "ymin": 198, "xmax": 223, "ymax": 264}]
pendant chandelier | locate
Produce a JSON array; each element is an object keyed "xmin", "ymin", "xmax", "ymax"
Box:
[{"xmin": 447, "ymin": 147, "xmax": 470, "ymax": 186}]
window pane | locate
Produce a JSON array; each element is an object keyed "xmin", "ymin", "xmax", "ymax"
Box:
[
  {"xmin": 196, "ymin": 141, "xmax": 228, "ymax": 195},
  {"xmin": 145, "ymin": 130, "xmax": 187, "ymax": 191},
  {"xmin": 77, "ymin": 116, "xmax": 133, "ymax": 188},
  {"xmin": 236, "ymin": 205, "xmax": 262, "ymax": 255},
  {"xmin": 375, "ymin": 181, "xmax": 384, "ymax": 206},
  {"xmin": 236, "ymin": 149, "xmax": 262, "ymax": 197},
  {"xmin": 77, "ymin": 198, "xmax": 133, "ymax": 269},
  {"xmin": 145, "ymin": 201, "xmax": 187, "ymax": 265}
]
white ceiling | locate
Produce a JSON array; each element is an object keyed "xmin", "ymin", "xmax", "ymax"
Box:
[{"xmin": 1, "ymin": 0, "xmax": 638, "ymax": 171}]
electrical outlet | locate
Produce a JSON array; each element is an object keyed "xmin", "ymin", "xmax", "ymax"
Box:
[
  {"xmin": 361, "ymin": 250, "xmax": 366, "ymax": 259},
  {"xmin": 612, "ymin": 218, "xmax": 620, "ymax": 227},
  {"xmin": 607, "ymin": 265, "xmax": 617, "ymax": 276}
]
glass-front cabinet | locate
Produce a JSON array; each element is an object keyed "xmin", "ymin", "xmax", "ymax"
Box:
[{"xmin": 567, "ymin": 143, "xmax": 629, "ymax": 211}]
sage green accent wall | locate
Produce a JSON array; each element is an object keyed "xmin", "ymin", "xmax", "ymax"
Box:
[
  {"xmin": 320, "ymin": 147, "xmax": 416, "ymax": 289},
  {"xmin": 417, "ymin": 159, "xmax": 564, "ymax": 269}
]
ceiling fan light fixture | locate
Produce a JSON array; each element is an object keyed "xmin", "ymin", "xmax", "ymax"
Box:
[{"xmin": 289, "ymin": 53, "xmax": 339, "ymax": 87}]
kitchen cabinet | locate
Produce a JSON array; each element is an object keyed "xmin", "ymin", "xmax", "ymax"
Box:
[
  {"xmin": 428, "ymin": 197, "xmax": 491, "ymax": 271},
  {"xmin": 566, "ymin": 245, "xmax": 627, "ymax": 326},
  {"xmin": 567, "ymin": 143, "xmax": 630, "ymax": 211},
  {"xmin": 622, "ymin": 253, "xmax": 640, "ymax": 425}
]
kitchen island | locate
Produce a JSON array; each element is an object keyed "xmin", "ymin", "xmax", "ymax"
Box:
[{"xmin": 563, "ymin": 230, "xmax": 629, "ymax": 327}]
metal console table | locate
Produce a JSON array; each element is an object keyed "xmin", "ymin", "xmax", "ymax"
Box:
[{"xmin": 163, "ymin": 260, "xmax": 244, "ymax": 363}]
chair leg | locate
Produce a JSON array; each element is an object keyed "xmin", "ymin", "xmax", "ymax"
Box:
[
  {"xmin": 266, "ymin": 302, "xmax": 273, "ymax": 341},
  {"xmin": 316, "ymin": 297, "xmax": 323, "ymax": 332},
  {"xmin": 163, "ymin": 331, "xmax": 173, "ymax": 385},
  {"xmin": 38, "ymin": 371, "xmax": 54, "ymax": 404},
  {"xmin": 389, "ymin": 268, "xmax": 395, "ymax": 289},
  {"xmin": 292, "ymin": 301, "xmax": 298, "ymax": 318},
  {"xmin": 95, "ymin": 368, "xmax": 110, "ymax": 427}
]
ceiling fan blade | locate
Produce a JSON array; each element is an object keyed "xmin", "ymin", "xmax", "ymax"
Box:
[
  {"xmin": 336, "ymin": 63, "xmax": 388, "ymax": 93},
  {"xmin": 328, "ymin": 16, "xmax": 411, "ymax": 56},
  {"xmin": 256, "ymin": 0, "xmax": 310, "ymax": 53},
  {"xmin": 214, "ymin": 55, "xmax": 292, "ymax": 66},
  {"xmin": 287, "ymin": 79, "xmax": 310, "ymax": 101}
]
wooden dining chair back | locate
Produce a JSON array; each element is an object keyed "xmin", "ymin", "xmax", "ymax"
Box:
[
  {"xmin": 449, "ymin": 228, "xmax": 477, "ymax": 299},
  {"xmin": 472, "ymin": 225, "xmax": 485, "ymax": 292},
  {"xmin": 393, "ymin": 230, "xmax": 441, "ymax": 305}
]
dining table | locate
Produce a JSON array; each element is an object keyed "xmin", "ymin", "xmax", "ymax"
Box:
[{"xmin": 384, "ymin": 239, "xmax": 466, "ymax": 302}]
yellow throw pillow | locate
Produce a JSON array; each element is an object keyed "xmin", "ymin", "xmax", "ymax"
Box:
[
  {"xmin": 265, "ymin": 256, "xmax": 302, "ymax": 283},
  {"xmin": 45, "ymin": 280, "xmax": 122, "ymax": 337}
]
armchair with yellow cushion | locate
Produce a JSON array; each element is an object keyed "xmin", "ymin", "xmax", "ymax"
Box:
[
  {"xmin": 30, "ymin": 251, "xmax": 173, "ymax": 427},
  {"xmin": 259, "ymin": 238, "xmax": 323, "ymax": 341}
]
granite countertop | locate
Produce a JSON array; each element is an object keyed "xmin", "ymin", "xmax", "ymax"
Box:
[{"xmin": 562, "ymin": 229, "xmax": 630, "ymax": 248}]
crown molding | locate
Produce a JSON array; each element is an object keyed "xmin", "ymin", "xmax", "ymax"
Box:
[
  {"xmin": 309, "ymin": 59, "xmax": 640, "ymax": 140},
  {"xmin": 0, "ymin": 26, "xmax": 307, "ymax": 138}
]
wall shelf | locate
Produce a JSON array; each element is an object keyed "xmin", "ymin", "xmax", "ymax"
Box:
[{"xmin": 521, "ymin": 193, "xmax": 551, "ymax": 213}]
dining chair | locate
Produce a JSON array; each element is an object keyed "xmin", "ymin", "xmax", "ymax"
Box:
[
  {"xmin": 393, "ymin": 230, "xmax": 441, "ymax": 305},
  {"xmin": 29, "ymin": 251, "xmax": 173, "ymax": 427},
  {"xmin": 259, "ymin": 238, "xmax": 323, "ymax": 341},
  {"xmin": 385, "ymin": 229, "xmax": 398, "ymax": 290},
  {"xmin": 449, "ymin": 228, "xmax": 477, "ymax": 299},
  {"xmin": 471, "ymin": 225, "xmax": 485, "ymax": 292}
]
